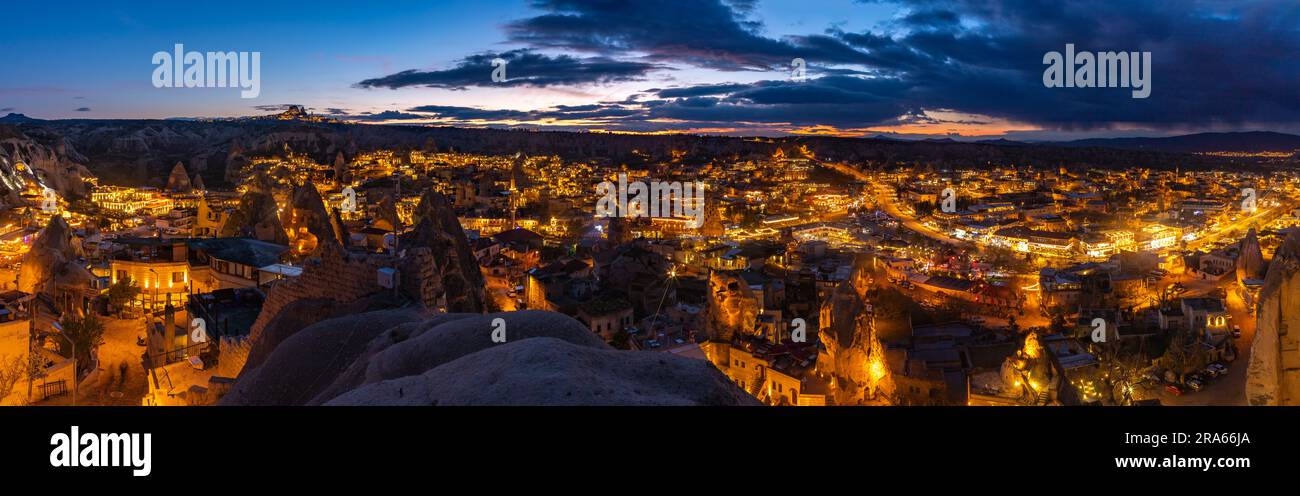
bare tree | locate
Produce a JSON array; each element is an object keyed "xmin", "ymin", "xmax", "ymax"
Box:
[{"xmin": 0, "ymin": 355, "xmax": 25, "ymax": 405}]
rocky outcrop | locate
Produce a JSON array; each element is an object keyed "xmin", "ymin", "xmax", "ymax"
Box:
[
  {"xmin": 401, "ymin": 190, "xmax": 487, "ymax": 313},
  {"xmin": 221, "ymin": 305, "xmax": 430, "ymax": 405},
  {"xmin": 165, "ymin": 161, "xmax": 191, "ymax": 192},
  {"xmin": 219, "ymin": 174, "xmax": 289, "ymax": 245},
  {"xmin": 284, "ymin": 183, "xmax": 346, "ymax": 257},
  {"xmin": 705, "ymin": 270, "xmax": 759, "ymax": 344},
  {"xmin": 1237, "ymin": 228, "xmax": 1266, "ymax": 285},
  {"xmin": 1247, "ymin": 231, "xmax": 1300, "ymax": 405},
  {"xmin": 0, "ymin": 125, "xmax": 93, "ymax": 207},
  {"xmin": 17, "ymin": 216, "xmax": 90, "ymax": 294},
  {"xmin": 222, "ymin": 310, "xmax": 757, "ymax": 406}
]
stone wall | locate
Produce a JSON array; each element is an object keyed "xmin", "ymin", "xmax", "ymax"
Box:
[
  {"xmin": 247, "ymin": 247, "xmax": 395, "ymax": 341},
  {"xmin": 214, "ymin": 335, "xmax": 251, "ymax": 378}
]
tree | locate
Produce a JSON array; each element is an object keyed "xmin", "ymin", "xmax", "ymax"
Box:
[
  {"xmin": 0, "ymin": 355, "xmax": 25, "ymax": 405},
  {"xmin": 55, "ymin": 314, "xmax": 105, "ymax": 376},
  {"xmin": 1096, "ymin": 339, "xmax": 1148, "ymax": 405},
  {"xmin": 106, "ymin": 276, "xmax": 141, "ymax": 316}
]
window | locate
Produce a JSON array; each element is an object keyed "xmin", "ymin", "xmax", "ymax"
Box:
[
  {"xmin": 172, "ymin": 271, "xmax": 185, "ymax": 284},
  {"xmin": 116, "ymin": 270, "xmax": 127, "ymax": 281}
]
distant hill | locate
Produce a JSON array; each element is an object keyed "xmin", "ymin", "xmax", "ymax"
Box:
[
  {"xmin": 2, "ymin": 117, "xmax": 1295, "ymax": 188},
  {"xmin": 1061, "ymin": 131, "xmax": 1300, "ymax": 153},
  {"xmin": 0, "ymin": 113, "xmax": 40, "ymax": 124}
]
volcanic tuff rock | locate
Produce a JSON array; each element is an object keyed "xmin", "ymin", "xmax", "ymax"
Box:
[
  {"xmin": 0, "ymin": 125, "xmax": 93, "ymax": 206},
  {"xmin": 220, "ymin": 304, "xmax": 431, "ymax": 406},
  {"xmin": 17, "ymin": 216, "xmax": 91, "ymax": 295},
  {"xmin": 705, "ymin": 270, "xmax": 759, "ymax": 343},
  {"xmin": 223, "ymin": 310, "xmax": 757, "ymax": 406},
  {"xmin": 2, "ymin": 117, "xmax": 1285, "ymax": 190},
  {"xmin": 401, "ymin": 190, "xmax": 487, "ymax": 313},
  {"xmin": 219, "ymin": 173, "xmax": 289, "ymax": 245},
  {"xmin": 1237, "ymin": 228, "xmax": 1266, "ymax": 284},
  {"xmin": 284, "ymin": 183, "xmax": 347, "ymax": 256},
  {"xmin": 1247, "ymin": 230, "xmax": 1300, "ymax": 405},
  {"xmin": 165, "ymin": 161, "xmax": 191, "ymax": 192}
]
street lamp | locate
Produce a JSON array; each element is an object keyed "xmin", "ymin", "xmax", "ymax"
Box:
[
  {"xmin": 50, "ymin": 321, "xmax": 76, "ymax": 406},
  {"xmin": 147, "ymin": 268, "xmax": 159, "ymax": 313}
]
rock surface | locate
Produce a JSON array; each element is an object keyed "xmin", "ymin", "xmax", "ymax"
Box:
[
  {"xmin": 224, "ymin": 310, "xmax": 756, "ymax": 406},
  {"xmin": 0, "ymin": 125, "xmax": 94, "ymax": 206},
  {"xmin": 705, "ymin": 270, "xmax": 759, "ymax": 343},
  {"xmin": 284, "ymin": 183, "xmax": 346, "ymax": 257},
  {"xmin": 1247, "ymin": 230, "xmax": 1300, "ymax": 405},
  {"xmin": 221, "ymin": 305, "xmax": 430, "ymax": 406},
  {"xmin": 1237, "ymin": 228, "xmax": 1266, "ymax": 284},
  {"xmin": 401, "ymin": 190, "xmax": 487, "ymax": 313},
  {"xmin": 17, "ymin": 216, "xmax": 91, "ymax": 295},
  {"xmin": 219, "ymin": 173, "xmax": 289, "ymax": 245}
]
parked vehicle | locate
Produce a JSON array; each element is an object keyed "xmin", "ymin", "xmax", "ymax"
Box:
[
  {"xmin": 1165, "ymin": 384, "xmax": 1183, "ymax": 396},
  {"xmin": 1186, "ymin": 379, "xmax": 1204, "ymax": 392},
  {"xmin": 1231, "ymin": 326, "xmax": 1242, "ymax": 339},
  {"xmin": 1208, "ymin": 363, "xmax": 1229, "ymax": 375},
  {"xmin": 1201, "ymin": 367, "xmax": 1219, "ymax": 379}
]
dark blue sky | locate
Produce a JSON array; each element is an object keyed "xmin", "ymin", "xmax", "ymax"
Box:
[{"xmin": 3, "ymin": 0, "xmax": 1298, "ymax": 140}]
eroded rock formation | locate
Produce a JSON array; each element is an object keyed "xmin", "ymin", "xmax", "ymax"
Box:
[
  {"xmin": 166, "ymin": 161, "xmax": 191, "ymax": 192},
  {"xmin": 0, "ymin": 125, "xmax": 94, "ymax": 207},
  {"xmin": 284, "ymin": 183, "xmax": 346, "ymax": 257},
  {"xmin": 1237, "ymin": 228, "xmax": 1266, "ymax": 284},
  {"xmin": 17, "ymin": 216, "xmax": 93, "ymax": 315},
  {"xmin": 221, "ymin": 310, "xmax": 756, "ymax": 406},
  {"xmin": 219, "ymin": 173, "xmax": 289, "ymax": 245},
  {"xmin": 705, "ymin": 270, "xmax": 759, "ymax": 344},
  {"xmin": 401, "ymin": 190, "xmax": 487, "ymax": 313},
  {"xmin": 1247, "ymin": 231, "xmax": 1300, "ymax": 405}
]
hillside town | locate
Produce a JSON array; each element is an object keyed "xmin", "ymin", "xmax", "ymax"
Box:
[{"xmin": 0, "ymin": 108, "xmax": 1297, "ymax": 407}]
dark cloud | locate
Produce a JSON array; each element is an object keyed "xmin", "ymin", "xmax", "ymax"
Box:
[
  {"xmin": 504, "ymin": 0, "xmax": 869, "ymax": 70},
  {"xmin": 343, "ymin": 110, "xmax": 430, "ymax": 121},
  {"xmin": 356, "ymin": 49, "xmax": 664, "ymax": 90},
  {"xmin": 0, "ymin": 108, "xmax": 13, "ymax": 112},
  {"xmin": 478, "ymin": 0, "xmax": 1300, "ymax": 132},
  {"xmin": 252, "ymin": 104, "xmax": 302, "ymax": 112},
  {"xmin": 74, "ymin": 107, "xmax": 91, "ymax": 112},
  {"xmin": 656, "ymin": 83, "xmax": 751, "ymax": 98}
]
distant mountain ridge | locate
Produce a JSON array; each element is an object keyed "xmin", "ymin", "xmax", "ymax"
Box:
[
  {"xmin": 1059, "ymin": 131, "xmax": 1300, "ymax": 153},
  {"xmin": 1, "ymin": 116, "xmax": 1296, "ymax": 189}
]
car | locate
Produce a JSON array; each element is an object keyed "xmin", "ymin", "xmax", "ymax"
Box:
[
  {"xmin": 1165, "ymin": 384, "xmax": 1183, "ymax": 396},
  {"xmin": 1143, "ymin": 371, "xmax": 1164, "ymax": 384},
  {"xmin": 1201, "ymin": 367, "xmax": 1219, "ymax": 378},
  {"xmin": 1231, "ymin": 326, "xmax": 1242, "ymax": 339},
  {"xmin": 1187, "ymin": 373, "xmax": 1206, "ymax": 383},
  {"xmin": 1186, "ymin": 379, "xmax": 1204, "ymax": 392},
  {"xmin": 1208, "ymin": 363, "xmax": 1229, "ymax": 375}
]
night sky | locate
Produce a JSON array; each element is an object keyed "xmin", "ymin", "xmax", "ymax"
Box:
[{"xmin": 3, "ymin": 0, "xmax": 1298, "ymax": 140}]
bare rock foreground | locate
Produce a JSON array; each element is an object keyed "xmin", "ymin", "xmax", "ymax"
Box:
[{"xmin": 221, "ymin": 310, "xmax": 758, "ymax": 406}]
